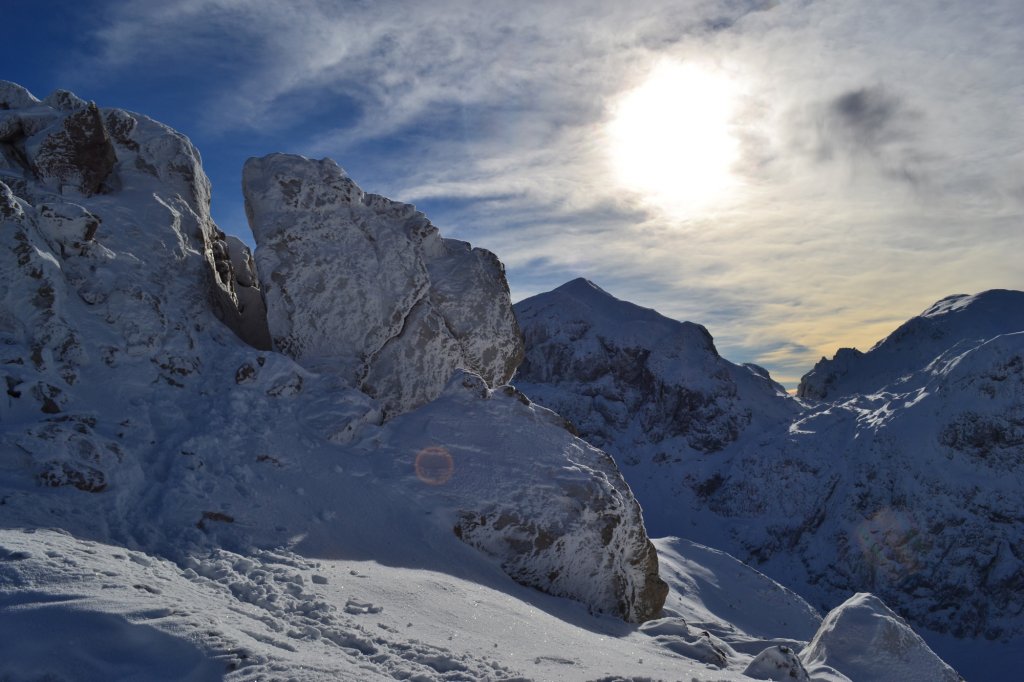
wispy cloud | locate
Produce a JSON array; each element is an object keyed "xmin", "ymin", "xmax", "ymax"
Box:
[{"xmin": 55, "ymin": 0, "xmax": 1024, "ymax": 386}]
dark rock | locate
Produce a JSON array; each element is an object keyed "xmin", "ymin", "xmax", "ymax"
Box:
[{"xmin": 30, "ymin": 102, "xmax": 118, "ymax": 196}]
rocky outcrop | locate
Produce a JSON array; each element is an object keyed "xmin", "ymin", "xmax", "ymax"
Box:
[
  {"xmin": 0, "ymin": 80, "xmax": 267, "ymax": 352},
  {"xmin": 800, "ymin": 593, "xmax": 962, "ymax": 682},
  {"xmin": 0, "ymin": 82, "xmax": 667, "ymax": 630},
  {"xmin": 242, "ymin": 153, "xmax": 523, "ymax": 417},
  {"xmin": 412, "ymin": 371, "xmax": 668, "ymax": 622}
]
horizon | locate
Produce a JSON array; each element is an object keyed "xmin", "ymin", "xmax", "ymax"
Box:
[{"xmin": 4, "ymin": 0, "xmax": 1023, "ymax": 387}]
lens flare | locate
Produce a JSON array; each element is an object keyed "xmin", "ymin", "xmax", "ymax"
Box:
[
  {"xmin": 854, "ymin": 508, "xmax": 927, "ymax": 582},
  {"xmin": 415, "ymin": 446, "xmax": 454, "ymax": 486}
]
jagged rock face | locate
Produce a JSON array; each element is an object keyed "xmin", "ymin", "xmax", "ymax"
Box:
[
  {"xmin": 0, "ymin": 82, "xmax": 273, "ymax": 498},
  {"xmin": 513, "ymin": 278, "xmax": 797, "ymax": 456},
  {"xmin": 515, "ymin": 280, "xmax": 1024, "ymax": 642},
  {"xmin": 0, "ymin": 80, "xmax": 269, "ymax": 352},
  {"xmin": 800, "ymin": 593, "xmax": 962, "ymax": 682},
  {"xmin": 242, "ymin": 153, "xmax": 523, "ymax": 417}
]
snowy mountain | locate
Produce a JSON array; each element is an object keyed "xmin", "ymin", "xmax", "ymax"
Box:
[
  {"xmin": 515, "ymin": 279, "xmax": 1023, "ymax": 678},
  {"xmin": 0, "ymin": 80, "xmax": 963, "ymax": 680}
]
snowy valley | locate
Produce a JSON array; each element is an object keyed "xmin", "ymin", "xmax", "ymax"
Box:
[{"xmin": 0, "ymin": 81, "xmax": 1012, "ymax": 680}]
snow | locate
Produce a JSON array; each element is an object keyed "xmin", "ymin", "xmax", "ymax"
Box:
[
  {"xmin": 3, "ymin": 528, "xmax": 943, "ymax": 682},
  {"xmin": 0, "ymin": 81, "xmax": 979, "ymax": 681}
]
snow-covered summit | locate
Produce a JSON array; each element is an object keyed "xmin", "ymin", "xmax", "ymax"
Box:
[
  {"xmin": 514, "ymin": 278, "xmax": 797, "ymax": 455},
  {"xmin": 798, "ymin": 289, "xmax": 1024, "ymax": 399}
]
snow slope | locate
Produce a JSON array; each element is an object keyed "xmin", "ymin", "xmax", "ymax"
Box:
[
  {"xmin": 515, "ymin": 279, "xmax": 1022, "ymax": 678},
  {"xmin": 0, "ymin": 81, "xmax": 962, "ymax": 680},
  {"xmin": 2, "ymin": 529, "xmax": 959, "ymax": 681}
]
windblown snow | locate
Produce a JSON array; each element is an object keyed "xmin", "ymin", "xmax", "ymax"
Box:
[{"xmin": 0, "ymin": 80, "xmax": 975, "ymax": 680}]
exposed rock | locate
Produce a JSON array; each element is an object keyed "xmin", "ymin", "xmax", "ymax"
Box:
[
  {"xmin": 28, "ymin": 101, "xmax": 118, "ymax": 196},
  {"xmin": 800, "ymin": 593, "xmax": 963, "ymax": 682},
  {"xmin": 242, "ymin": 153, "xmax": 523, "ymax": 417},
  {"xmin": 744, "ymin": 645, "xmax": 809, "ymax": 681},
  {"xmin": 426, "ymin": 371, "xmax": 668, "ymax": 622},
  {"xmin": 205, "ymin": 232, "xmax": 272, "ymax": 350}
]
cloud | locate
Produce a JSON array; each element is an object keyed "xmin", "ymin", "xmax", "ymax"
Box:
[
  {"xmin": 796, "ymin": 84, "xmax": 929, "ymax": 186},
  {"xmin": 51, "ymin": 0, "xmax": 1024, "ymax": 387},
  {"xmin": 830, "ymin": 87, "xmax": 903, "ymax": 150}
]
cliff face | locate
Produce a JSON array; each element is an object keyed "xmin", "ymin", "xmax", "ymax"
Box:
[
  {"xmin": 515, "ymin": 279, "xmax": 1024, "ymax": 641},
  {"xmin": 0, "ymin": 82, "xmax": 666, "ymax": 623}
]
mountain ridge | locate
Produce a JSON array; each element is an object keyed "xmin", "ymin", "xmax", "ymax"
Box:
[{"xmin": 514, "ymin": 277, "xmax": 1023, "ymax": 677}]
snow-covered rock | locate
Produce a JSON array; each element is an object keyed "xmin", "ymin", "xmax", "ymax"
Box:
[
  {"xmin": 388, "ymin": 370, "xmax": 668, "ymax": 622},
  {"xmin": 0, "ymin": 83, "xmax": 666, "ymax": 635},
  {"xmin": 744, "ymin": 645, "xmax": 810, "ymax": 681},
  {"xmin": 801, "ymin": 593, "xmax": 963, "ymax": 682},
  {"xmin": 242, "ymin": 153, "xmax": 523, "ymax": 417}
]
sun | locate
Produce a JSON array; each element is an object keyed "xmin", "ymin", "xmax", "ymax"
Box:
[{"xmin": 607, "ymin": 62, "xmax": 741, "ymax": 218}]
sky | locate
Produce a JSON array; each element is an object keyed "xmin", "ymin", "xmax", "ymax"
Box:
[{"xmin": 5, "ymin": 0, "xmax": 1023, "ymax": 387}]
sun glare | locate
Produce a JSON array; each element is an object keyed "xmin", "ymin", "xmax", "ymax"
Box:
[{"xmin": 608, "ymin": 62, "xmax": 741, "ymax": 218}]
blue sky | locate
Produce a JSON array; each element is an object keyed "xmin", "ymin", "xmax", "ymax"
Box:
[{"xmin": 5, "ymin": 0, "xmax": 1023, "ymax": 387}]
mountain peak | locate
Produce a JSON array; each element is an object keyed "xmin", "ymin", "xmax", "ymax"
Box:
[
  {"xmin": 799, "ymin": 288, "xmax": 1024, "ymax": 399},
  {"xmin": 554, "ymin": 277, "xmax": 608, "ymax": 296}
]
